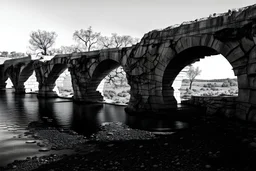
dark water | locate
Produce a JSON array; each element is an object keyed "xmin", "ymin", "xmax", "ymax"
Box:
[{"xmin": 0, "ymin": 89, "xmax": 190, "ymax": 166}]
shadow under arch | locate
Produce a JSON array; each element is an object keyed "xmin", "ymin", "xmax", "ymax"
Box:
[
  {"xmin": 163, "ymin": 46, "xmax": 237, "ymax": 106},
  {"xmin": 37, "ymin": 63, "xmax": 68, "ymax": 97}
]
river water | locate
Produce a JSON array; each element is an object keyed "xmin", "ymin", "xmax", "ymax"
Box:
[{"xmin": 0, "ymin": 89, "xmax": 190, "ymax": 167}]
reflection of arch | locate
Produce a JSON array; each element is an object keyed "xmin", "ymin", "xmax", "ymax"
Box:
[{"xmin": 162, "ymin": 35, "xmax": 243, "ymax": 105}]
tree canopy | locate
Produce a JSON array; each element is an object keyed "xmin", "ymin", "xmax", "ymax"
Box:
[
  {"xmin": 99, "ymin": 33, "xmax": 139, "ymax": 49},
  {"xmin": 73, "ymin": 26, "xmax": 101, "ymax": 52},
  {"xmin": 29, "ymin": 30, "xmax": 57, "ymax": 55}
]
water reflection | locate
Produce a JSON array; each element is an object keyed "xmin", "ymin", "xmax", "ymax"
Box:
[
  {"xmin": 0, "ymin": 89, "xmax": 192, "ymax": 166},
  {"xmin": 0, "ymin": 89, "xmax": 190, "ymax": 136}
]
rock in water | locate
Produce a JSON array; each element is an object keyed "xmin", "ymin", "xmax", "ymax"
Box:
[
  {"xmin": 39, "ymin": 147, "xmax": 51, "ymax": 152},
  {"xmin": 26, "ymin": 140, "xmax": 36, "ymax": 144}
]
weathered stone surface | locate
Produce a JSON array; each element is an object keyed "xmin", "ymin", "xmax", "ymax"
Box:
[
  {"xmin": 248, "ymin": 63, "xmax": 256, "ymax": 75},
  {"xmin": 237, "ymin": 89, "xmax": 250, "ymax": 103},
  {"xmin": 187, "ymin": 96, "xmax": 237, "ymax": 117},
  {"xmin": 237, "ymin": 74, "xmax": 248, "ymax": 88},
  {"xmin": 1, "ymin": 4, "xmax": 256, "ymax": 119},
  {"xmin": 249, "ymin": 46, "xmax": 256, "ymax": 64},
  {"xmin": 235, "ymin": 103, "xmax": 251, "ymax": 120}
]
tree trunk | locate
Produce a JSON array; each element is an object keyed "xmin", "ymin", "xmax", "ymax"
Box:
[
  {"xmin": 43, "ymin": 48, "xmax": 47, "ymax": 55},
  {"xmin": 189, "ymin": 81, "xmax": 193, "ymax": 90}
]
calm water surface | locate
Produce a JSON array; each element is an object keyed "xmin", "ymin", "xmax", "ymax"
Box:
[{"xmin": 0, "ymin": 89, "xmax": 189, "ymax": 167}]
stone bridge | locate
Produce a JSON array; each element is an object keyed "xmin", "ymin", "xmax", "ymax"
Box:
[{"xmin": 1, "ymin": 4, "xmax": 256, "ymax": 121}]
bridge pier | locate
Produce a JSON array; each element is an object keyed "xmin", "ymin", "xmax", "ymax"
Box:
[
  {"xmin": 124, "ymin": 71, "xmax": 177, "ymax": 115},
  {"xmin": 69, "ymin": 67, "xmax": 103, "ymax": 103},
  {"xmin": 15, "ymin": 85, "xmax": 26, "ymax": 94},
  {"xmin": 0, "ymin": 82, "xmax": 6, "ymax": 90},
  {"xmin": 0, "ymin": 65, "xmax": 7, "ymax": 90},
  {"xmin": 37, "ymin": 84, "xmax": 58, "ymax": 97}
]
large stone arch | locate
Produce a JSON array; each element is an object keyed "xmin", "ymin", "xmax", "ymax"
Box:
[{"xmin": 161, "ymin": 34, "xmax": 256, "ymax": 120}]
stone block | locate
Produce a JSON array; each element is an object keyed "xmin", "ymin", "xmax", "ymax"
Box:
[
  {"xmin": 148, "ymin": 96, "xmax": 164, "ymax": 104},
  {"xmin": 226, "ymin": 46, "xmax": 245, "ymax": 63},
  {"xmin": 224, "ymin": 108, "xmax": 236, "ymax": 118},
  {"xmin": 237, "ymin": 88, "xmax": 250, "ymax": 102},
  {"xmin": 231, "ymin": 58, "xmax": 248, "ymax": 68},
  {"xmin": 180, "ymin": 37, "xmax": 193, "ymax": 50},
  {"xmin": 247, "ymin": 63, "xmax": 256, "ymax": 75},
  {"xmin": 134, "ymin": 45, "xmax": 147, "ymax": 58},
  {"xmin": 175, "ymin": 40, "xmax": 184, "ymax": 53},
  {"xmin": 249, "ymin": 46, "xmax": 256, "ymax": 64},
  {"xmin": 250, "ymin": 90, "xmax": 256, "ymax": 105},
  {"xmin": 233, "ymin": 66, "xmax": 247, "ymax": 76},
  {"xmin": 159, "ymin": 47, "xmax": 175, "ymax": 64},
  {"xmin": 240, "ymin": 37, "xmax": 255, "ymax": 52},
  {"xmin": 249, "ymin": 77, "xmax": 256, "ymax": 89},
  {"xmin": 237, "ymin": 74, "xmax": 248, "ymax": 88},
  {"xmin": 154, "ymin": 67, "xmax": 164, "ymax": 76},
  {"xmin": 248, "ymin": 109, "xmax": 256, "ymax": 122},
  {"xmin": 200, "ymin": 34, "xmax": 214, "ymax": 47}
]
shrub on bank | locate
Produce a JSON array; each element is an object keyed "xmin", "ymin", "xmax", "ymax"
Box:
[{"xmin": 103, "ymin": 90, "xmax": 117, "ymax": 99}]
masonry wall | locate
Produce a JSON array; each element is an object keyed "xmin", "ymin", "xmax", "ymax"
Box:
[{"xmin": 185, "ymin": 96, "xmax": 238, "ymax": 118}]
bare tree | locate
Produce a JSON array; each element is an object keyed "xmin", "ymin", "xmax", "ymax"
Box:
[
  {"xmin": 99, "ymin": 33, "xmax": 140, "ymax": 49},
  {"xmin": 0, "ymin": 51, "xmax": 8, "ymax": 57},
  {"xmin": 49, "ymin": 45, "xmax": 81, "ymax": 55},
  {"xmin": 73, "ymin": 26, "xmax": 101, "ymax": 52},
  {"xmin": 187, "ymin": 66, "xmax": 202, "ymax": 90},
  {"xmin": 98, "ymin": 36, "xmax": 113, "ymax": 48},
  {"xmin": 104, "ymin": 67, "xmax": 127, "ymax": 89},
  {"xmin": 29, "ymin": 30, "xmax": 57, "ymax": 55}
]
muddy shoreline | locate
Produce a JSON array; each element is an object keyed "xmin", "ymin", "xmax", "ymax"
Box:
[{"xmin": 2, "ymin": 113, "xmax": 256, "ymax": 171}]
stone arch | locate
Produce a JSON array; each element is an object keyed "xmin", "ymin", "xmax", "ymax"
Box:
[
  {"xmin": 4, "ymin": 61, "xmax": 35, "ymax": 93},
  {"xmin": 174, "ymin": 35, "xmax": 245, "ymax": 67},
  {"xmin": 89, "ymin": 59, "xmax": 121, "ymax": 90},
  {"xmin": 46, "ymin": 64, "xmax": 68, "ymax": 85},
  {"xmin": 86, "ymin": 59, "xmax": 124, "ymax": 102},
  {"xmin": 17, "ymin": 62, "xmax": 35, "ymax": 92},
  {"xmin": 37, "ymin": 63, "xmax": 68, "ymax": 97},
  {"xmin": 162, "ymin": 35, "xmax": 247, "ymax": 107}
]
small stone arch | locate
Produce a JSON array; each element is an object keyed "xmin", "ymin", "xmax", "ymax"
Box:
[
  {"xmin": 4, "ymin": 61, "xmax": 35, "ymax": 93},
  {"xmin": 36, "ymin": 62, "xmax": 68, "ymax": 97},
  {"xmin": 86, "ymin": 59, "xmax": 124, "ymax": 102}
]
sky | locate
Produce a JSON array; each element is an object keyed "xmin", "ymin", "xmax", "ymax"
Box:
[{"xmin": 0, "ymin": 0, "xmax": 255, "ymax": 79}]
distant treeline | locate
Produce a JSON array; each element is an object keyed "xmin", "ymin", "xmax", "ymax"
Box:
[{"xmin": 182, "ymin": 78, "xmax": 237, "ymax": 83}]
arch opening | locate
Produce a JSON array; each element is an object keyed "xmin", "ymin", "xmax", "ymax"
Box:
[
  {"xmin": 91, "ymin": 59, "xmax": 131, "ymax": 105},
  {"xmin": 54, "ymin": 68, "xmax": 73, "ymax": 98},
  {"xmin": 24, "ymin": 71, "xmax": 39, "ymax": 93},
  {"xmin": 163, "ymin": 46, "xmax": 238, "ymax": 105}
]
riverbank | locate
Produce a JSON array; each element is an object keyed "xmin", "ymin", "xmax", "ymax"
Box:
[{"xmin": 2, "ymin": 112, "xmax": 256, "ymax": 171}]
